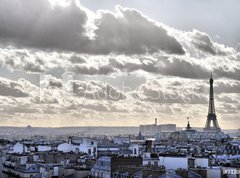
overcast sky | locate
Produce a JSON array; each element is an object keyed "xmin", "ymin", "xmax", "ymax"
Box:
[{"xmin": 0, "ymin": 0, "xmax": 239, "ymax": 129}]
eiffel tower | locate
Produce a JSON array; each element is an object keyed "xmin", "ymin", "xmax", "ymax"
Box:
[{"xmin": 203, "ymin": 73, "xmax": 221, "ymax": 132}]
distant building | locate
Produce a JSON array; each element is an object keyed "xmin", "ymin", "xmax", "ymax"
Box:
[
  {"xmin": 159, "ymin": 124, "xmax": 177, "ymax": 132},
  {"xmin": 223, "ymin": 141, "xmax": 240, "ymax": 155},
  {"xmin": 113, "ymin": 136, "xmax": 130, "ymax": 145},
  {"xmin": 2, "ymin": 151, "xmax": 94, "ymax": 178},
  {"xmin": 136, "ymin": 132, "xmax": 145, "ymax": 140},
  {"xmin": 112, "ymin": 165, "xmax": 166, "ymax": 177},
  {"xmin": 97, "ymin": 144, "xmax": 121, "ymax": 156},
  {"xmin": 154, "ymin": 120, "xmax": 230, "ymax": 142},
  {"xmin": 237, "ymin": 129, "xmax": 240, "ymax": 138},
  {"xmin": 139, "ymin": 118, "xmax": 176, "ymax": 136},
  {"xmin": 26, "ymin": 125, "xmax": 32, "ymax": 130},
  {"xmin": 129, "ymin": 143, "xmax": 142, "ymax": 156},
  {"xmin": 142, "ymin": 152, "xmax": 160, "ymax": 166},
  {"xmin": 90, "ymin": 156, "xmax": 142, "ymax": 178}
]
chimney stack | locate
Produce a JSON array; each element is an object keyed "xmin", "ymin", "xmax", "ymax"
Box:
[{"xmin": 155, "ymin": 118, "xmax": 157, "ymax": 125}]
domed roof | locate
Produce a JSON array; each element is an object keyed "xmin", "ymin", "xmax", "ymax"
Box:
[{"xmin": 136, "ymin": 132, "xmax": 145, "ymax": 140}]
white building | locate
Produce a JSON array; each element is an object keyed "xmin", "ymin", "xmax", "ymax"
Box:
[
  {"xmin": 57, "ymin": 143, "xmax": 73, "ymax": 153},
  {"xmin": 128, "ymin": 143, "xmax": 141, "ymax": 156},
  {"xmin": 37, "ymin": 145, "xmax": 52, "ymax": 152},
  {"xmin": 11, "ymin": 142, "xmax": 28, "ymax": 154},
  {"xmin": 57, "ymin": 137, "xmax": 97, "ymax": 156}
]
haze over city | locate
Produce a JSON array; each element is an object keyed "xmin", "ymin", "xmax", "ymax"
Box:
[{"xmin": 0, "ymin": 0, "xmax": 239, "ymax": 129}]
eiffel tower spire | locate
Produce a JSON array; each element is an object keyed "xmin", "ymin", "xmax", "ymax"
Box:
[{"xmin": 203, "ymin": 73, "xmax": 221, "ymax": 132}]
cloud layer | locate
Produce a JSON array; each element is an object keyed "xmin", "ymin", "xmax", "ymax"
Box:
[
  {"xmin": 0, "ymin": 0, "xmax": 239, "ymax": 81},
  {"xmin": 0, "ymin": 75, "xmax": 239, "ymax": 128},
  {"xmin": 0, "ymin": 0, "xmax": 239, "ymax": 128}
]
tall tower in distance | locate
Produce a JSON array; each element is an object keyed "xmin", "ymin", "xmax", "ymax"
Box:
[{"xmin": 203, "ymin": 73, "xmax": 221, "ymax": 132}]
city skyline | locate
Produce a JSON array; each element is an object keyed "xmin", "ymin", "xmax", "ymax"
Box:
[{"xmin": 0, "ymin": 0, "xmax": 239, "ymax": 129}]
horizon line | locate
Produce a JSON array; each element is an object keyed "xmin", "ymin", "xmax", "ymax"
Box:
[{"xmin": 0, "ymin": 125, "xmax": 238, "ymax": 130}]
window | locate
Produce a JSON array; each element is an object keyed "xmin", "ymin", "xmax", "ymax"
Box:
[{"xmin": 134, "ymin": 148, "xmax": 137, "ymax": 155}]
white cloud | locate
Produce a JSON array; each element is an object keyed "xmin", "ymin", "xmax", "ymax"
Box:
[{"xmin": 0, "ymin": 77, "xmax": 38, "ymax": 97}]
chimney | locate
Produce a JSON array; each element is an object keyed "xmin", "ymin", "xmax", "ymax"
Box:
[{"xmin": 155, "ymin": 118, "xmax": 157, "ymax": 125}]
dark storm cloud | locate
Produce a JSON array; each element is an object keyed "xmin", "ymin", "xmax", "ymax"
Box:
[
  {"xmin": 214, "ymin": 80, "xmax": 240, "ymax": 94},
  {"xmin": 108, "ymin": 56, "xmax": 210, "ymax": 79},
  {"xmin": 0, "ymin": 0, "xmax": 90, "ymax": 52},
  {"xmin": 0, "ymin": 0, "xmax": 184, "ymax": 55},
  {"xmin": 214, "ymin": 68, "xmax": 240, "ymax": 81},
  {"xmin": 159, "ymin": 58, "xmax": 210, "ymax": 79},
  {"xmin": 92, "ymin": 6, "xmax": 185, "ymax": 55},
  {"xmin": 217, "ymin": 94, "xmax": 240, "ymax": 104},
  {"xmin": 67, "ymin": 54, "xmax": 238, "ymax": 81}
]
